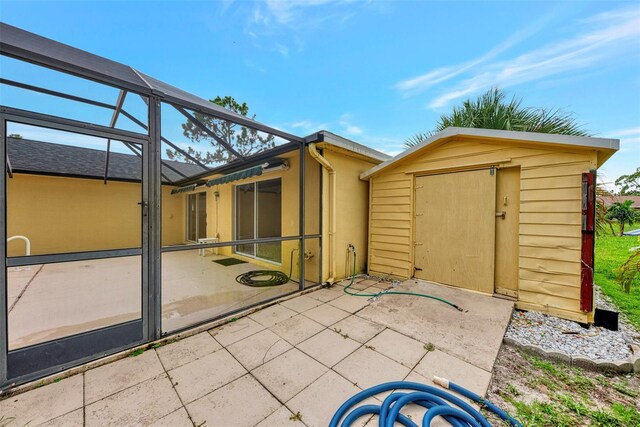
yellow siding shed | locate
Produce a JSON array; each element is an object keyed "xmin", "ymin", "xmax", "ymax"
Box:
[{"xmin": 361, "ymin": 128, "xmax": 619, "ymax": 323}]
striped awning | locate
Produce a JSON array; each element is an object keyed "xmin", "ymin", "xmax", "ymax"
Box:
[
  {"xmin": 205, "ymin": 164, "xmax": 266, "ymax": 187},
  {"xmin": 170, "ymin": 184, "xmax": 198, "ymax": 194}
]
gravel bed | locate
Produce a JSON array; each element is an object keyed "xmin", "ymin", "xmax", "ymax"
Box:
[{"xmin": 505, "ymin": 287, "xmax": 640, "ymax": 361}]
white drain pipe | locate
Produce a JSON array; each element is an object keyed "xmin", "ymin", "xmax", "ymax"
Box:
[
  {"xmin": 7, "ymin": 235, "xmax": 31, "ymax": 256},
  {"xmin": 309, "ymin": 143, "xmax": 336, "ymax": 285}
]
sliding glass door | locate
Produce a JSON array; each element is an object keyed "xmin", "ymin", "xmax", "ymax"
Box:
[
  {"xmin": 186, "ymin": 192, "xmax": 207, "ymax": 242},
  {"xmin": 234, "ymin": 179, "xmax": 282, "ymax": 263}
]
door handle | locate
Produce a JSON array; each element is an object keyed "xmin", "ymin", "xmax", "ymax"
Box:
[{"xmin": 496, "ymin": 211, "xmax": 506, "ymax": 219}]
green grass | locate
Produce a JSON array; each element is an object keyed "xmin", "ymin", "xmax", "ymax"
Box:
[
  {"xmin": 489, "ymin": 350, "xmax": 640, "ymax": 427},
  {"xmin": 595, "ymin": 221, "xmax": 640, "ymax": 329}
]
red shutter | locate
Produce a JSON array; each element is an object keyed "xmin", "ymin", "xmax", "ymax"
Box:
[{"xmin": 580, "ymin": 171, "xmax": 596, "ymax": 312}]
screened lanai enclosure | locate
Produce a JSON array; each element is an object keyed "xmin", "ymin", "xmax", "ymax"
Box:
[{"xmin": 0, "ymin": 23, "xmax": 322, "ymax": 387}]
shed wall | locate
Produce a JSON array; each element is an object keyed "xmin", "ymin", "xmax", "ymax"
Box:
[{"xmin": 368, "ymin": 137, "xmax": 598, "ymax": 322}]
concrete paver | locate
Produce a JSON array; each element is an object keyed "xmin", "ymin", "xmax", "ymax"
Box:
[
  {"xmin": 269, "ymin": 313, "xmax": 325, "ymax": 345},
  {"xmin": 303, "ymin": 303, "xmax": 350, "ymax": 326},
  {"xmin": 186, "ymin": 374, "xmax": 280, "ymax": 427},
  {"xmin": 357, "ymin": 280, "xmax": 513, "ymax": 371},
  {"xmin": 251, "ymin": 348, "xmax": 327, "ymax": 402},
  {"xmin": 168, "ymin": 348, "xmax": 247, "ymax": 404},
  {"xmin": 297, "ymin": 328, "xmax": 361, "ymax": 367},
  {"xmin": 149, "ymin": 407, "xmax": 193, "ymax": 427},
  {"xmin": 279, "ymin": 295, "xmax": 324, "ymax": 313},
  {"xmin": 209, "ymin": 317, "xmax": 264, "ymax": 346},
  {"xmin": 84, "ymin": 349, "xmax": 165, "ymax": 404},
  {"xmin": 366, "ymin": 328, "xmax": 427, "ymax": 368},
  {"xmin": 333, "ymin": 346, "xmax": 411, "ymax": 390},
  {"xmin": 0, "ymin": 279, "xmax": 513, "ymax": 427},
  {"xmin": 0, "ymin": 374, "xmax": 83, "ymax": 426},
  {"xmin": 254, "ymin": 405, "xmax": 305, "ymax": 427},
  {"xmin": 226, "ymin": 328, "xmax": 292, "ymax": 370},
  {"xmin": 331, "ymin": 315, "xmax": 385, "ymax": 343},
  {"xmin": 249, "ymin": 304, "xmax": 297, "ymax": 328},
  {"xmin": 286, "ymin": 370, "xmax": 377, "ymax": 427},
  {"xmin": 156, "ymin": 331, "xmax": 221, "ymax": 371},
  {"xmin": 413, "ymin": 349, "xmax": 493, "ymax": 396},
  {"xmin": 85, "ymin": 374, "xmax": 181, "ymax": 427}
]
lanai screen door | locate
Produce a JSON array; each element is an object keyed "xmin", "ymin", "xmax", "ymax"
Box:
[{"xmin": 1, "ymin": 114, "xmax": 149, "ymax": 384}]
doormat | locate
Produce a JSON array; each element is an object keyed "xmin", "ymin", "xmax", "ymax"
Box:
[{"xmin": 213, "ymin": 258, "xmax": 248, "ymax": 267}]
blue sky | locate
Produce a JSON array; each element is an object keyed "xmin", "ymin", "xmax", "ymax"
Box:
[{"xmin": 1, "ymin": 0, "xmax": 639, "ymax": 184}]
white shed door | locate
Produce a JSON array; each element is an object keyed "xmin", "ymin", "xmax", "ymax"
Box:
[{"xmin": 414, "ymin": 169, "xmax": 496, "ymax": 293}]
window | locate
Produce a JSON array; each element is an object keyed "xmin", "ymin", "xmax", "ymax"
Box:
[
  {"xmin": 235, "ymin": 178, "xmax": 282, "ymax": 263},
  {"xmin": 186, "ymin": 192, "xmax": 207, "ymax": 241}
]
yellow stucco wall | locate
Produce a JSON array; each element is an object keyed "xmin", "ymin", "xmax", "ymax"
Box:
[
  {"xmin": 194, "ymin": 149, "xmax": 322, "ymax": 282},
  {"xmin": 7, "ymin": 174, "xmax": 185, "ymax": 256},
  {"xmin": 367, "ymin": 136, "xmax": 599, "ymax": 323},
  {"xmin": 322, "ymin": 149, "xmax": 377, "ymax": 281}
]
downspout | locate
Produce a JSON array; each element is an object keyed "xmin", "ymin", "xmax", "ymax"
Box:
[{"xmin": 308, "ymin": 143, "xmax": 336, "ymax": 285}]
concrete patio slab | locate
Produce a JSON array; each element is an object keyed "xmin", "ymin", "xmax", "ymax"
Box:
[
  {"xmin": 85, "ymin": 349, "xmax": 164, "ymax": 404},
  {"xmin": 40, "ymin": 408, "xmax": 84, "ymax": 427},
  {"xmin": 286, "ymin": 370, "xmax": 377, "ymax": 427},
  {"xmin": 149, "ymin": 407, "xmax": 193, "ymax": 427},
  {"xmin": 251, "ymin": 348, "xmax": 327, "ymax": 402},
  {"xmin": 413, "ymin": 349, "xmax": 492, "ymax": 396},
  {"xmin": 367, "ymin": 328, "xmax": 427, "ymax": 368},
  {"xmin": 279, "ymin": 295, "xmax": 324, "ymax": 313},
  {"xmin": 156, "ymin": 331, "xmax": 221, "ymax": 371},
  {"xmin": 303, "ymin": 303, "xmax": 350, "ymax": 326},
  {"xmin": 333, "ymin": 346, "xmax": 411, "ymax": 390},
  {"xmin": 209, "ymin": 316, "xmax": 265, "ymax": 346},
  {"xmin": 249, "ymin": 304, "xmax": 297, "ymax": 328},
  {"xmin": 186, "ymin": 374, "xmax": 280, "ymax": 427},
  {"xmin": 0, "ymin": 373, "xmax": 83, "ymax": 426},
  {"xmin": 85, "ymin": 374, "xmax": 181, "ymax": 427},
  {"xmin": 331, "ymin": 315, "xmax": 385, "ymax": 343},
  {"xmin": 168, "ymin": 348, "xmax": 247, "ymax": 404},
  {"xmin": 1, "ymin": 279, "xmax": 513, "ymax": 426},
  {"xmin": 297, "ymin": 328, "xmax": 361, "ymax": 367},
  {"xmin": 328, "ymin": 294, "xmax": 372, "ymax": 313},
  {"xmin": 226, "ymin": 328, "xmax": 292, "ymax": 370},
  {"xmin": 254, "ymin": 405, "xmax": 305, "ymax": 427},
  {"xmin": 269, "ymin": 313, "xmax": 325, "ymax": 345},
  {"xmin": 357, "ymin": 279, "xmax": 514, "ymax": 371}
]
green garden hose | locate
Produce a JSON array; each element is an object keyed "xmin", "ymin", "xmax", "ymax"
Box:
[
  {"xmin": 343, "ymin": 247, "xmax": 463, "ymax": 311},
  {"xmin": 235, "ymin": 248, "xmax": 297, "ymax": 287}
]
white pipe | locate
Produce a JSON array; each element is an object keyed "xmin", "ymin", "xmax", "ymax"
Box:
[
  {"xmin": 309, "ymin": 143, "xmax": 336, "ymax": 284},
  {"xmin": 7, "ymin": 235, "xmax": 30, "ymax": 256}
]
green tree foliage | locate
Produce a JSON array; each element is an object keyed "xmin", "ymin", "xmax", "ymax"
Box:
[
  {"xmin": 615, "ymin": 167, "xmax": 640, "ymax": 196},
  {"xmin": 167, "ymin": 96, "xmax": 275, "ymax": 165},
  {"xmin": 618, "ymin": 249, "xmax": 640, "ymax": 293},
  {"xmin": 405, "ymin": 88, "xmax": 589, "ymax": 148},
  {"xmin": 605, "ymin": 200, "xmax": 639, "ymax": 236}
]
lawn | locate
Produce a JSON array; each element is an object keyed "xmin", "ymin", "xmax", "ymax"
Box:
[
  {"xmin": 486, "ymin": 346, "xmax": 640, "ymax": 427},
  {"xmin": 595, "ymin": 221, "xmax": 640, "ymax": 329}
]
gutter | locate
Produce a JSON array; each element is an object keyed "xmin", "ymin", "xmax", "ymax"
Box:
[{"xmin": 308, "ymin": 143, "xmax": 336, "ymax": 285}]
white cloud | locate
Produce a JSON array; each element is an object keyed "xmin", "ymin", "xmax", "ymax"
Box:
[
  {"xmin": 394, "ymin": 12, "xmax": 554, "ymax": 97},
  {"xmin": 394, "ymin": 6, "xmax": 640, "ymax": 110}
]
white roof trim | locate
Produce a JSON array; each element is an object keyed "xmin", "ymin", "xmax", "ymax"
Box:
[
  {"xmin": 360, "ymin": 127, "xmax": 620, "ymax": 180},
  {"xmin": 309, "ymin": 131, "xmax": 391, "ymax": 163}
]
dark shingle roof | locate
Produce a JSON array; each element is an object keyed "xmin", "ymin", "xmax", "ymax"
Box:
[{"xmin": 7, "ymin": 137, "xmax": 203, "ymax": 183}]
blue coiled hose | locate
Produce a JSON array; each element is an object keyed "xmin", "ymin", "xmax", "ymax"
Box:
[{"xmin": 329, "ymin": 380, "xmax": 522, "ymax": 427}]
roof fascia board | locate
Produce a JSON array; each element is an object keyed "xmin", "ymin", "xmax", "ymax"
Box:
[{"xmin": 360, "ymin": 127, "xmax": 620, "ymax": 180}]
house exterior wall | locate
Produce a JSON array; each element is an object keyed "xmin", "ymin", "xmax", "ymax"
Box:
[
  {"xmin": 198, "ymin": 149, "xmax": 322, "ymax": 282},
  {"xmin": 367, "ymin": 136, "xmax": 599, "ymax": 323},
  {"xmin": 6, "ymin": 174, "xmax": 185, "ymax": 257},
  {"xmin": 322, "ymin": 149, "xmax": 376, "ymax": 281}
]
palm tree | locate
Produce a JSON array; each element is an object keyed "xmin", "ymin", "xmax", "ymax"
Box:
[
  {"xmin": 606, "ymin": 200, "xmax": 639, "ymax": 236},
  {"xmin": 405, "ymin": 88, "xmax": 589, "ymax": 148}
]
